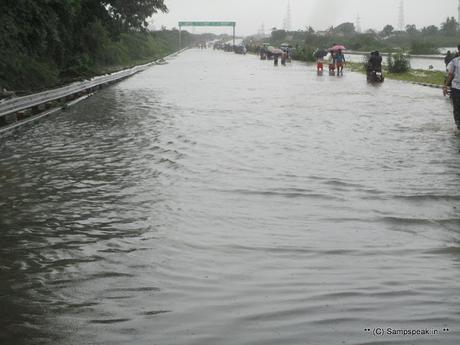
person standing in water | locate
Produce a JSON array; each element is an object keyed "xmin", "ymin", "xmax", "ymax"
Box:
[
  {"xmin": 327, "ymin": 52, "xmax": 336, "ymax": 76},
  {"xmin": 281, "ymin": 52, "xmax": 287, "ymax": 66},
  {"xmin": 335, "ymin": 50, "xmax": 346, "ymax": 75},
  {"xmin": 444, "ymin": 45, "xmax": 460, "ymax": 130},
  {"xmin": 445, "ymin": 50, "xmax": 454, "ymax": 69}
]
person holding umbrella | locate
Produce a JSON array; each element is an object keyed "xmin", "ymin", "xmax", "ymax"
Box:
[
  {"xmin": 335, "ymin": 49, "xmax": 346, "ymax": 75},
  {"xmin": 270, "ymin": 47, "xmax": 284, "ymax": 66},
  {"xmin": 329, "ymin": 44, "xmax": 346, "ymax": 76},
  {"xmin": 314, "ymin": 49, "xmax": 328, "ymax": 73}
]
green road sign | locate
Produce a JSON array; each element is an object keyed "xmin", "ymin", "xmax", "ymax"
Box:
[{"xmin": 179, "ymin": 21, "xmax": 236, "ymax": 27}]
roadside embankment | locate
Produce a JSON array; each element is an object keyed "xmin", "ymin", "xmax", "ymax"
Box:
[
  {"xmin": 346, "ymin": 50, "xmax": 446, "ymax": 60},
  {"xmin": 0, "ymin": 31, "xmax": 185, "ymax": 95},
  {"xmin": 347, "ymin": 61, "xmax": 445, "ymax": 88}
]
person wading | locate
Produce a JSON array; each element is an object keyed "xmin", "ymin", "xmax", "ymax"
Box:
[
  {"xmin": 335, "ymin": 50, "xmax": 346, "ymax": 76},
  {"xmin": 444, "ymin": 45, "xmax": 460, "ymax": 130}
]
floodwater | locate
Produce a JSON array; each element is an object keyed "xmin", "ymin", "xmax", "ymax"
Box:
[
  {"xmin": 1, "ymin": 49, "xmax": 460, "ymax": 345},
  {"xmin": 346, "ymin": 53, "xmax": 446, "ymax": 71}
]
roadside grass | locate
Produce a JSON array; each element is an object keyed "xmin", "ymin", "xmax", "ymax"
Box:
[{"xmin": 346, "ymin": 61, "xmax": 445, "ymax": 86}]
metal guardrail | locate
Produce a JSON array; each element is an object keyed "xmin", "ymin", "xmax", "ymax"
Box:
[
  {"xmin": 0, "ymin": 48, "xmax": 187, "ymax": 119},
  {"xmin": 0, "ymin": 64, "xmax": 146, "ymax": 118},
  {"xmin": 0, "ymin": 94, "xmax": 93, "ymax": 135}
]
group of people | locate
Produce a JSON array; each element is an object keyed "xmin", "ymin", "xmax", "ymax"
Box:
[
  {"xmin": 316, "ymin": 50, "xmax": 346, "ymax": 76},
  {"xmin": 259, "ymin": 45, "xmax": 292, "ymax": 66},
  {"xmin": 263, "ymin": 43, "xmax": 459, "ymax": 130}
]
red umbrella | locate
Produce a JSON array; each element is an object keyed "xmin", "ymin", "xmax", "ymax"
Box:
[{"xmin": 329, "ymin": 44, "xmax": 346, "ymax": 52}]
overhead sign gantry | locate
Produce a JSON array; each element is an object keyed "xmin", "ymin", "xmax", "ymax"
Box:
[{"xmin": 178, "ymin": 21, "xmax": 236, "ymax": 48}]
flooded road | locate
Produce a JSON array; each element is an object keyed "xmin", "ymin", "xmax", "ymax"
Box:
[{"xmin": 1, "ymin": 49, "xmax": 460, "ymax": 345}]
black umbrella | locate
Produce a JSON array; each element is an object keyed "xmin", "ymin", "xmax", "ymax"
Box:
[{"xmin": 314, "ymin": 49, "xmax": 328, "ymax": 59}]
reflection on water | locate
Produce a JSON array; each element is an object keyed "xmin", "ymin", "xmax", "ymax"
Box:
[{"xmin": 1, "ymin": 49, "xmax": 460, "ymax": 344}]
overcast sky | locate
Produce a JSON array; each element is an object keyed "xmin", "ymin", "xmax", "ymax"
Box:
[{"xmin": 151, "ymin": 0, "xmax": 460, "ymax": 35}]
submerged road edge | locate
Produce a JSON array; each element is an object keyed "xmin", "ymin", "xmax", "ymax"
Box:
[{"xmin": 0, "ymin": 48, "xmax": 188, "ymax": 136}]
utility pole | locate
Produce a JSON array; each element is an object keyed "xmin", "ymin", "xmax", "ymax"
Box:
[
  {"xmin": 398, "ymin": 0, "xmax": 405, "ymax": 31},
  {"xmin": 356, "ymin": 14, "xmax": 362, "ymax": 33},
  {"xmin": 258, "ymin": 22, "xmax": 266, "ymax": 38},
  {"xmin": 458, "ymin": 0, "xmax": 460, "ymax": 31},
  {"xmin": 283, "ymin": 1, "xmax": 292, "ymax": 31}
]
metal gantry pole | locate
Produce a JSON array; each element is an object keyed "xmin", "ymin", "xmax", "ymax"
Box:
[
  {"xmin": 179, "ymin": 25, "xmax": 182, "ymax": 50},
  {"xmin": 233, "ymin": 24, "xmax": 236, "ymax": 47}
]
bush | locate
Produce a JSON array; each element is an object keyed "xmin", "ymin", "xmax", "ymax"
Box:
[
  {"xmin": 0, "ymin": 54, "xmax": 59, "ymax": 91},
  {"xmin": 387, "ymin": 53, "xmax": 410, "ymax": 73},
  {"xmin": 59, "ymin": 54, "xmax": 96, "ymax": 81},
  {"xmin": 292, "ymin": 46, "xmax": 315, "ymax": 62}
]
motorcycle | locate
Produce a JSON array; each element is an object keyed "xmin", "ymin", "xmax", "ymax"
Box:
[
  {"xmin": 367, "ymin": 69, "xmax": 384, "ymax": 83},
  {"xmin": 366, "ymin": 51, "xmax": 384, "ymax": 83}
]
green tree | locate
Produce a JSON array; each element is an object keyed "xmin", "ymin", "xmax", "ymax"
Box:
[
  {"xmin": 421, "ymin": 25, "xmax": 438, "ymax": 35},
  {"xmin": 334, "ymin": 22, "xmax": 355, "ymax": 35},
  {"xmin": 0, "ymin": 0, "xmax": 174, "ymax": 91},
  {"xmin": 271, "ymin": 29, "xmax": 287, "ymax": 42},
  {"xmin": 380, "ymin": 24, "xmax": 394, "ymax": 37},
  {"xmin": 365, "ymin": 29, "xmax": 377, "ymax": 36},
  {"xmin": 306, "ymin": 26, "xmax": 315, "ymax": 34},
  {"xmin": 405, "ymin": 24, "xmax": 418, "ymax": 35},
  {"xmin": 104, "ymin": 0, "xmax": 168, "ymax": 30},
  {"xmin": 441, "ymin": 17, "xmax": 458, "ymax": 35}
]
